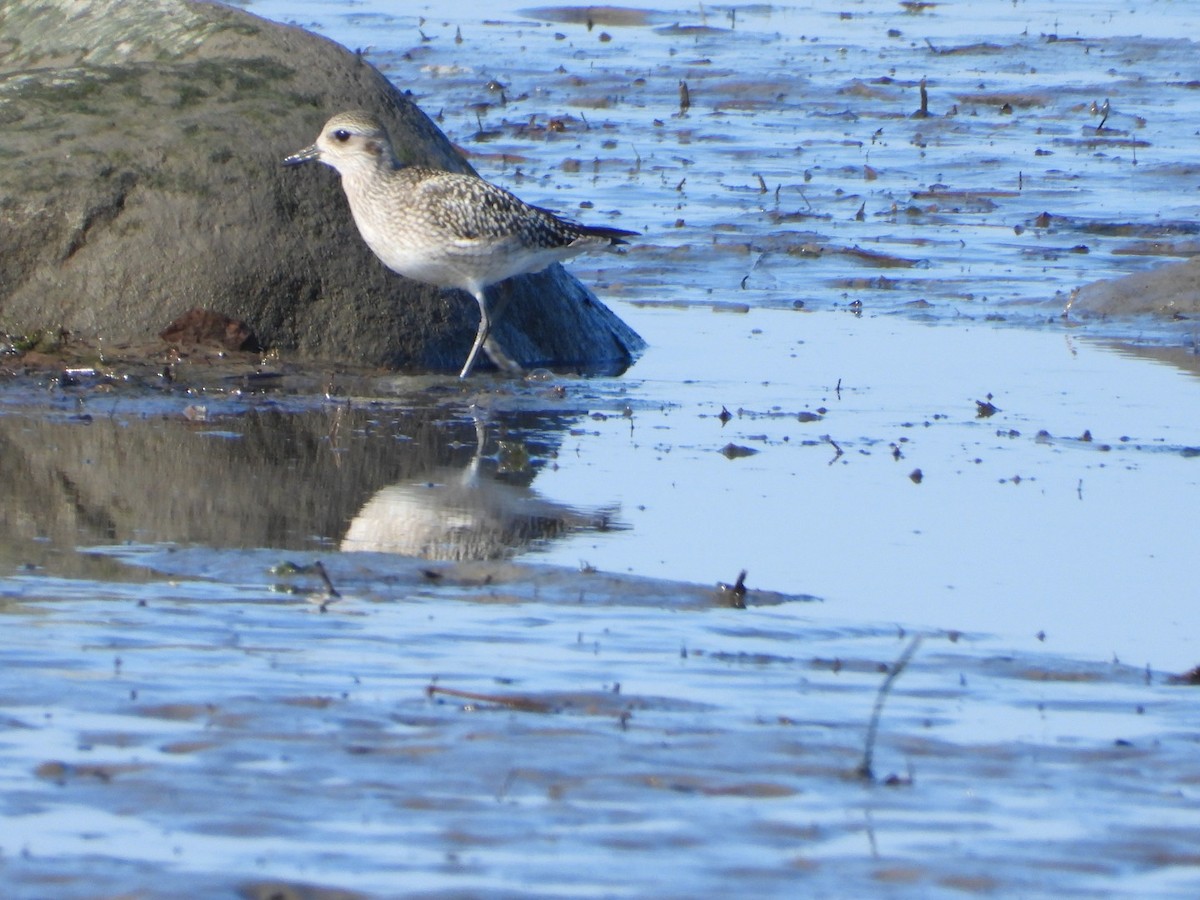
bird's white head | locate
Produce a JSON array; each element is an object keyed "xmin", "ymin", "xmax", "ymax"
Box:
[{"xmin": 283, "ymin": 111, "xmax": 394, "ymax": 177}]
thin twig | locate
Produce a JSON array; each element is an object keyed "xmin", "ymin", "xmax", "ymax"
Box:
[
  {"xmin": 312, "ymin": 560, "xmax": 340, "ymax": 598},
  {"xmin": 824, "ymin": 434, "xmax": 843, "ymax": 465},
  {"xmin": 856, "ymin": 635, "xmax": 923, "ymax": 780}
]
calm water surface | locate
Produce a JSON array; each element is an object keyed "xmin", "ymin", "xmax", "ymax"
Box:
[{"xmin": 242, "ymin": 0, "xmax": 1200, "ymax": 665}]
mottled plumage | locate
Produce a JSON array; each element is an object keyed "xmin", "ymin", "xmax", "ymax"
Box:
[{"xmin": 284, "ymin": 111, "xmax": 636, "ymax": 377}]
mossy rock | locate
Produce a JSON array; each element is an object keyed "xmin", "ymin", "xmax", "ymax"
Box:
[{"xmin": 0, "ymin": 0, "xmax": 644, "ymax": 371}]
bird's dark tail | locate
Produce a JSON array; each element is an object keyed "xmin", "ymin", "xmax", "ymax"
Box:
[{"xmin": 579, "ymin": 223, "xmax": 639, "ymax": 245}]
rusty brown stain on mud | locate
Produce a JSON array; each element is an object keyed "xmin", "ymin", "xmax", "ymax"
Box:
[{"xmin": 520, "ymin": 5, "xmax": 657, "ymax": 27}]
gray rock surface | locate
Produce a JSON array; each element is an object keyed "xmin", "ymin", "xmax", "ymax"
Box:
[
  {"xmin": 1068, "ymin": 256, "xmax": 1200, "ymax": 319},
  {"xmin": 0, "ymin": 0, "xmax": 644, "ymax": 371}
]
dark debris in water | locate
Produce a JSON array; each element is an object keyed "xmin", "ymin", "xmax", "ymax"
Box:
[
  {"xmin": 719, "ymin": 442, "xmax": 758, "ymax": 459},
  {"xmin": 1167, "ymin": 664, "xmax": 1200, "ymax": 685},
  {"xmin": 714, "ymin": 568, "xmax": 748, "ymax": 608},
  {"xmin": 975, "ymin": 397, "xmax": 1000, "ymax": 418}
]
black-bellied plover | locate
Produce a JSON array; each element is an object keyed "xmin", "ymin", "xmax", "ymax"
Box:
[{"xmin": 284, "ymin": 111, "xmax": 636, "ymax": 378}]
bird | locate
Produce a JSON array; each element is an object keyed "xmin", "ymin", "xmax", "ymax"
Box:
[{"xmin": 283, "ymin": 110, "xmax": 637, "ymax": 378}]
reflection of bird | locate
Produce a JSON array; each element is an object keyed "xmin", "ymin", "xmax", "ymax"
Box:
[
  {"xmin": 340, "ymin": 468, "xmax": 618, "ymax": 560},
  {"xmin": 341, "ymin": 418, "xmax": 621, "ymax": 561},
  {"xmin": 284, "ymin": 111, "xmax": 637, "ymax": 378}
]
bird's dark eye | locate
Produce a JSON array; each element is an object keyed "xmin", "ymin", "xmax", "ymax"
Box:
[{"xmin": 332, "ymin": 129, "xmax": 351, "ymax": 142}]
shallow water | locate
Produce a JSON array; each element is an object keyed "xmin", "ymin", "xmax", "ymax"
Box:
[{"xmin": 3, "ymin": 0, "xmax": 1200, "ymax": 896}]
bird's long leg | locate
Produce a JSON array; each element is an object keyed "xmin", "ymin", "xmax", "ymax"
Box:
[
  {"xmin": 459, "ymin": 285, "xmax": 522, "ymax": 378},
  {"xmin": 481, "ymin": 282, "xmax": 522, "ymax": 374},
  {"xmin": 459, "ymin": 290, "xmax": 491, "ymax": 379}
]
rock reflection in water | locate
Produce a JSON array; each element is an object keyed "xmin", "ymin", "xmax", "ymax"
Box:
[
  {"xmin": 342, "ymin": 418, "xmax": 621, "ymax": 560},
  {"xmin": 0, "ymin": 399, "xmax": 617, "ymax": 564}
]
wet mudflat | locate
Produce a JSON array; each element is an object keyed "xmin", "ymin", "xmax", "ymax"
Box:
[{"xmin": 4, "ymin": 0, "xmax": 1200, "ymax": 896}]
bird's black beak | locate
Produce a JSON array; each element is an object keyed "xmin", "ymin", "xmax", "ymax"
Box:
[{"xmin": 283, "ymin": 144, "xmax": 321, "ymax": 167}]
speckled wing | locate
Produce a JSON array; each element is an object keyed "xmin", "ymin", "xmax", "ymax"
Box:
[{"xmin": 411, "ymin": 170, "xmax": 632, "ymax": 249}]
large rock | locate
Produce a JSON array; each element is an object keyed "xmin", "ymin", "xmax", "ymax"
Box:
[
  {"xmin": 1068, "ymin": 256, "xmax": 1200, "ymax": 318},
  {"xmin": 0, "ymin": 0, "xmax": 644, "ymax": 372}
]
